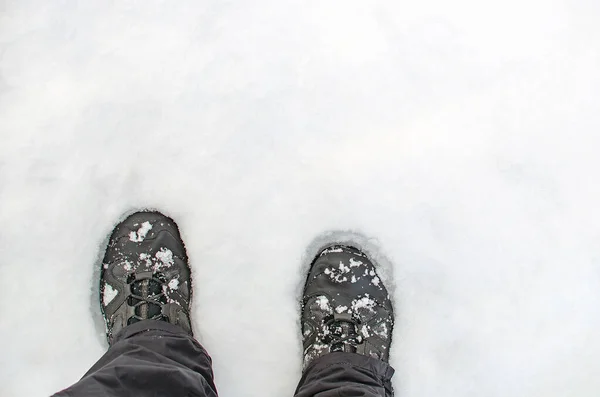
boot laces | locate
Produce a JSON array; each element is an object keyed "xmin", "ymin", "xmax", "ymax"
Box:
[
  {"xmin": 324, "ymin": 314, "xmax": 364, "ymax": 351},
  {"xmin": 127, "ymin": 271, "xmax": 168, "ymax": 325}
]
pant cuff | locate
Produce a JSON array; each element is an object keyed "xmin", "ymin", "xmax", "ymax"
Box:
[
  {"xmin": 305, "ymin": 352, "xmax": 395, "ymax": 384},
  {"xmin": 113, "ymin": 319, "xmax": 191, "ymax": 343}
]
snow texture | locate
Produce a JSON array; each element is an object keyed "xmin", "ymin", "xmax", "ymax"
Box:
[
  {"xmin": 1, "ymin": 1, "xmax": 600, "ymax": 396},
  {"xmin": 352, "ymin": 296, "xmax": 377, "ymax": 313},
  {"xmin": 102, "ymin": 284, "xmax": 118, "ymax": 307},
  {"xmin": 154, "ymin": 247, "xmax": 174, "ymax": 271},
  {"xmin": 315, "ymin": 296, "xmax": 332, "ymax": 313},
  {"xmin": 168, "ymin": 278, "xmax": 180, "ymax": 291},
  {"xmin": 129, "ymin": 221, "xmax": 153, "ymax": 242}
]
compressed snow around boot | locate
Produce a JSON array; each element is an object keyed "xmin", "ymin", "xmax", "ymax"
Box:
[
  {"xmin": 301, "ymin": 245, "xmax": 394, "ymax": 369},
  {"xmin": 100, "ymin": 211, "xmax": 192, "ymax": 344}
]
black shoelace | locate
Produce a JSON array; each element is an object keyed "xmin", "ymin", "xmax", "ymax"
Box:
[
  {"xmin": 127, "ymin": 272, "xmax": 168, "ymax": 325},
  {"xmin": 324, "ymin": 316, "xmax": 364, "ymax": 352}
]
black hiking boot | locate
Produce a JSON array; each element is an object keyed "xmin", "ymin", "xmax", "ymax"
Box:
[
  {"xmin": 301, "ymin": 245, "xmax": 394, "ymax": 368},
  {"xmin": 100, "ymin": 211, "xmax": 193, "ymax": 344}
]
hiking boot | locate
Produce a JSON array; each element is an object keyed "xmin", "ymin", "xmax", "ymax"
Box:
[
  {"xmin": 301, "ymin": 245, "xmax": 394, "ymax": 368},
  {"xmin": 100, "ymin": 211, "xmax": 192, "ymax": 344}
]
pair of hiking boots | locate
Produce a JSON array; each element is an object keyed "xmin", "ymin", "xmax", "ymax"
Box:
[{"xmin": 101, "ymin": 211, "xmax": 394, "ymax": 368}]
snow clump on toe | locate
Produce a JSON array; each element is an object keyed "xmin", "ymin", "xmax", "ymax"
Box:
[{"xmin": 129, "ymin": 222, "xmax": 153, "ymax": 242}]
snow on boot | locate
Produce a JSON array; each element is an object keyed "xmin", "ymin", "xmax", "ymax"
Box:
[
  {"xmin": 100, "ymin": 211, "xmax": 193, "ymax": 344},
  {"xmin": 301, "ymin": 245, "xmax": 394, "ymax": 368}
]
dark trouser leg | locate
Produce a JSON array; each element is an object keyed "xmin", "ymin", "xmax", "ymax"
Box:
[
  {"xmin": 53, "ymin": 320, "xmax": 218, "ymax": 397},
  {"xmin": 294, "ymin": 352, "xmax": 395, "ymax": 397}
]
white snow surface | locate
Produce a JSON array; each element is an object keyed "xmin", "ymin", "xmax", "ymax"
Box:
[{"xmin": 1, "ymin": 1, "xmax": 600, "ymax": 396}]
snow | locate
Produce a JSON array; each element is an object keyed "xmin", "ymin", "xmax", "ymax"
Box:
[
  {"xmin": 338, "ymin": 261, "xmax": 350, "ymax": 274},
  {"xmin": 155, "ymin": 249, "xmax": 173, "ymax": 265},
  {"xmin": 129, "ymin": 221, "xmax": 153, "ymax": 242},
  {"xmin": 154, "ymin": 248, "xmax": 174, "ymax": 271},
  {"xmin": 374, "ymin": 322, "xmax": 388, "ymax": 339},
  {"xmin": 361, "ymin": 325, "xmax": 370, "ymax": 339},
  {"xmin": 324, "ymin": 265, "xmax": 349, "ymax": 283},
  {"xmin": 320, "ymin": 247, "xmax": 343, "ymax": 255},
  {"xmin": 348, "ymin": 258, "xmax": 363, "ymax": 268},
  {"xmin": 168, "ymin": 278, "xmax": 180, "ymax": 291},
  {"xmin": 352, "ymin": 295, "xmax": 377, "ymax": 313},
  {"xmin": 335, "ymin": 305, "xmax": 349, "ymax": 314},
  {"xmin": 315, "ymin": 296, "xmax": 332, "ymax": 312},
  {"xmin": 102, "ymin": 284, "xmax": 118, "ymax": 307},
  {"xmin": 1, "ymin": 1, "xmax": 600, "ymax": 397}
]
